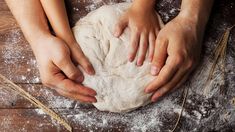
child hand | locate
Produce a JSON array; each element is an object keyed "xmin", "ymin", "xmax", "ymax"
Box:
[
  {"xmin": 145, "ymin": 14, "xmax": 204, "ymax": 102},
  {"xmin": 114, "ymin": 4, "xmax": 161, "ymax": 66},
  {"xmin": 32, "ymin": 35, "xmax": 97, "ymax": 103}
]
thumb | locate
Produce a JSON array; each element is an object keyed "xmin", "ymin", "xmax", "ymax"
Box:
[
  {"xmin": 151, "ymin": 37, "xmax": 168, "ymax": 76},
  {"xmin": 114, "ymin": 17, "xmax": 128, "ymax": 37},
  {"xmin": 55, "ymin": 55, "xmax": 84, "ymax": 83}
]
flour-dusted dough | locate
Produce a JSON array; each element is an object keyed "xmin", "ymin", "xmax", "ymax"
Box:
[{"xmin": 73, "ymin": 3, "xmax": 164, "ymax": 112}]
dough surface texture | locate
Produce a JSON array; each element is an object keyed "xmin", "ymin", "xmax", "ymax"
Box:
[{"xmin": 73, "ymin": 3, "xmax": 163, "ymax": 112}]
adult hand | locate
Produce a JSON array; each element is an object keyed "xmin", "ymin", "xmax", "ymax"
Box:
[
  {"xmin": 33, "ymin": 35, "xmax": 97, "ymax": 103},
  {"xmin": 145, "ymin": 14, "xmax": 204, "ymax": 102},
  {"xmin": 114, "ymin": 3, "xmax": 161, "ymax": 66}
]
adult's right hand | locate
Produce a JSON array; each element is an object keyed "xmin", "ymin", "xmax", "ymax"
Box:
[{"xmin": 32, "ymin": 35, "xmax": 97, "ymax": 103}]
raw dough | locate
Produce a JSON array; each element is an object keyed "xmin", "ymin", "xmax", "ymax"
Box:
[{"xmin": 73, "ymin": 3, "xmax": 163, "ymax": 112}]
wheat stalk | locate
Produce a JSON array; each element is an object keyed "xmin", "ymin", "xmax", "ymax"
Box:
[
  {"xmin": 204, "ymin": 25, "xmax": 234, "ymax": 94},
  {"xmin": 0, "ymin": 74, "xmax": 72, "ymax": 132},
  {"xmin": 171, "ymin": 86, "xmax": 189, "ymax": 132}
]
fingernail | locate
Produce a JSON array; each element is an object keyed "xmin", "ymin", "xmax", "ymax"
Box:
[
  {"xmin": 76, "ymin": 76, "xmax": 84, "ymax": 82},
  {"xmin": 144, "ymin": 88, "xmax": 150, "ymax": 93},
  {"xmin": 91, "ymin": 98, "xmax": 97, "ymax": 103},
  {"xmin": 137, "ymin": 59, "xmax": 144, "ymax": 66},
  {"xmin": 89, "ymin": 70, "xmax": 95, "ymax": 75},
  {"xmin": 151, "ymin": 66, "xmax": 159, "ymax": 75},
  {"xmin": 149, "ymin": 57, "xmax": 153, "ymax": 62},
  {"xmin": 152, "ymin": 98, "xmax": 157, "ymax": 102},
  {"xmin": 87, "ymin": 67, "xmax": 95, "ymax": 75},
  {"xmin": 128, "ymin": 55, "xmax": 133, "ymax": 62},
  {"xmin": 90, "ymin": 91, "xmax": 97, "ymax": 96},
  {"xmin": 114, "ymin": 31, "xmax": 119, "ymax": 37}
]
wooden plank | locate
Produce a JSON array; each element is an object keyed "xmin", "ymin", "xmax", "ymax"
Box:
[
  {"xmin": 0, "ymin": 108, "xmax": 127, "ymax": 132},
  {"xmin": 0, "ymin": 0, "xmax": 234, "ymax": 131},
  {"xmin": 0, "ymin": 43, "xmax": 39, "ymax": 84},
  {"xmin": 0, "ymin": 84, "xmax": 96, "ymax": 109},
  {"xmin": 0, "ymin": 12, "xmax": 18, "ymax": 32},
  {"xmin": 0, "ymin": 0, "xmax": 10, "ymax": 12},
  {"xmin": 0, "ymin": 109, "xmax": 68, "ymax": 132}
]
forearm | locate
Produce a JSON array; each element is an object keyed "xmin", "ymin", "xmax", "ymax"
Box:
[
  {"xmin": 5, "ymin": 0, "xmax": 50, "ymax": 49},
  {"xmin": 40, "ymin": 0, "xmax": 76, "ymax": 45},
  {"xmin": 179, "ymin": 0, "xmax": 214, "ymax": 27}
]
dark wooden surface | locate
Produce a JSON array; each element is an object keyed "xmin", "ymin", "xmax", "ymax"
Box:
[{"xmin": 0, "ymin": 0, "xmax": 235, "ymax": 132}]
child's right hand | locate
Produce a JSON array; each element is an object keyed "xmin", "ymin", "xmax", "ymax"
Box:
[
  {"xmin": 114, "ymin": 1, "xmax": 160, "ymax": 66},
  {"xmin": 32, "ymin": 35, "xmax": 97, "ymax": 103}
]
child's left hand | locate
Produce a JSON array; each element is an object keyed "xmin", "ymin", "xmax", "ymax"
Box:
[{"xmin": 114, "ymin": 4, "xmax": 161, "ymax": 66}]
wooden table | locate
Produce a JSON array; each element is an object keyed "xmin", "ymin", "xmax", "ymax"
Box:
[{"xmin": 0, "ymin": 0, "xmax": 235, "ymax": 131}]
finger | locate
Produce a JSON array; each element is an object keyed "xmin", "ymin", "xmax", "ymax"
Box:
[
  {"xmin": 171, "ymin": 69, "xmax": 193, "ymax": 92},
  {"xmin": 114, "ymin": 17, "xmax": 128, "ymax": 37},
  {"xmin": 54, "ymin": 55, "xmax": 84, "ymax": 83},
  {"xmin": 56, "ymin": 88, "xmax": 97, "ymax": 103},
  {"xmin": 128, "ymin": 31, "xmax": 140, "ymax": 62},
  {"xmin": 73, "ymin": 45, "xmax": 95, "ymax": 75},
  {"xmin": 148, "ymin": 31, "xmax": 156, "ymax": 62},
  {"xmin": 78, "ymin": 56, "xmax": 95, "ymax": 75},
  {"xmin": 56, "ymin": 78, "xmax": 97, "ymax": 96},
  {"xmin": 40, "ymin": 60, "xmax": 97, "ymax": 100},
  {"xmin": 151, "ymin": 68, "xmax": 188, "ymax": 102},
  {"xmin": 151, "ymin": 37, "xmax": 168, "ymax": 75},
  {"xmin": 137, "ymin": 33, "xmax": 148, "ymax": 66},
  {"xmin": 145, "ymin": 56, "xmax": 182, "ymax": 93}
]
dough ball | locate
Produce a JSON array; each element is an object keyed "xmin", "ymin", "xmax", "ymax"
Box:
[{"xmin": 72, "ymin": 3, "xmax": 163, "ymax": 112}]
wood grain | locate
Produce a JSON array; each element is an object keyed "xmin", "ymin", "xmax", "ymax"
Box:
[{"xmin": 0, "ymin": 0, "xmax": 235, "ymax": 131}]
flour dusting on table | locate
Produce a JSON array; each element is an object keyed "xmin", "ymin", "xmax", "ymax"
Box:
[
  {"xmin": 1, "ymin": 0, "xmax": 235, "ymax": 131},
  {"xmin": 49, "ymin": 0, "xmax": 235, "ymax": 131}
]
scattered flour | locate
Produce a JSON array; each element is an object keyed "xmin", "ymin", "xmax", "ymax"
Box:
[
  {"xmin": 29, "ymin": 0, "xmax": 235, "ymax": 131},
  {"xmin": 0, "ymin": 0, "xmax": 234, "ymax": 131},
  {"xmin": 35, "ymin": 109, "xmax": 46, "ymax": 115}
]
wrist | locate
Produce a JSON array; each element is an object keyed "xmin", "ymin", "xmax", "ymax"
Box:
[
  {"xmin": 178, "ymin": 9, "xmax": 208, "ymax": 29},
  {"xmin": 176, "ymin": 12, "xmax": 207, "ymax": 43},
  {"xmin": 57, "ymin": 35, "xmax": 77, "ymax": 47},
  {"xmin": 132, "ymin": 0, "xmax": 156, "ymax": 11},
  {"xmin": 29, "ymin": 33, "xmax": 53, "ymax": 51},
  {"xmin": 179, "ymin": 0, "xmax": 213, "ymax": 28}
]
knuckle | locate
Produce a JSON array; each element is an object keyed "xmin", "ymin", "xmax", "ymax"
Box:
[
  {"xmin": 141, "ymin": 42, "xmax": 148, "ymax": 49},
  {"xmin": 156, "ymin": 35, "xmax": 164, "ymax": 43},
  {"xmin": 158, "ymin": 77, "xmax": 167, "ymax": 86},
  {"xmin": 41, "ymin": 77, "xmax": 51, "ymax": 87},
  {"xmin": 142, "ymin": 29, "xmax": 148, "ymax": 34},
  {"xmin": 153, "ymin": 61, "xmax": 163, "ymax": 68},
  {"xmin": 152, "ymin": 55, "xmax": 159, "ymax": 64},
  {"xmin": 67, "ymin": 72, "xmax": 79, "ymax": 79},
  {"xmin": 174, "ymin": 54, "xmax": 184, "ymax": 65},
  {"xmin": 56, "ymin": 90, "xmax": 72, "ymax": 100},
  {"xmin": 131, "ymin": 41, "xmax": 138, "ymax": 49},
  {"xmin": 134, "ymin": 27, "xmax": 142, "ymax": 34},
  {"xmin": 55, "ymin": 55, "xmax": 68, "ymax": 67},
  {"xmin": 186, "ymin": 59, "xmax": 194, "ymax": 69},
  {"xmin": 152, "ymin": 55, "xmax": 164, "ymax": 66}
]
